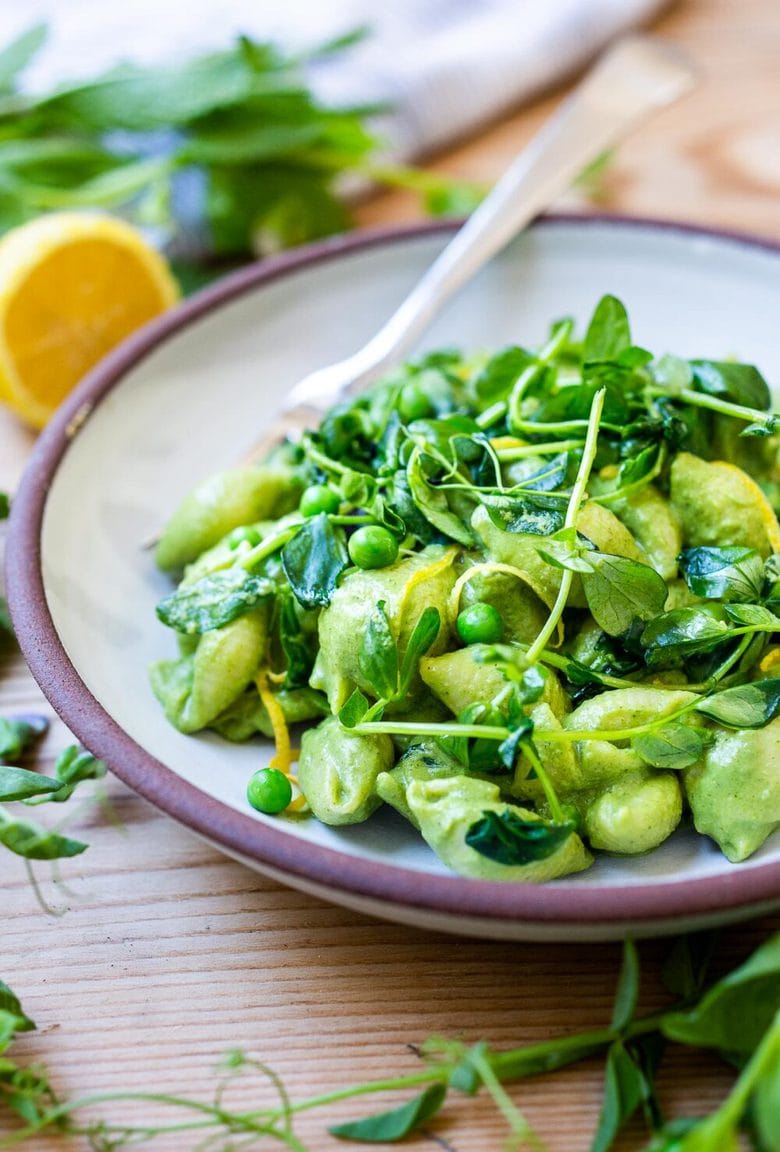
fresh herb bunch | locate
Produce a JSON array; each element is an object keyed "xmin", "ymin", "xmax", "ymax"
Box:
[
  {"xmin": 2, "ymin": 932, "xmax": 779, "ymax": 1150},
  {"xmin": 152, "ymin": 294, "xmax": 780, "ymax": 879},
  {"xmin": 0, "ymin": 25, "xmax": 479, "ymax": 262}
]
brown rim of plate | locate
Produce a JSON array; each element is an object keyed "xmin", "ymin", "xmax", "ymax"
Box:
[{"xmin": 7, "ymin": 213, "xmax": 780, "ymax": 928}]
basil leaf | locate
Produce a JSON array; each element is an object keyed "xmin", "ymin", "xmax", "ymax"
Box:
[
  {"xmin": 584, "ymin": 295, "xmax": 631, "ymax": 363},
  {"xmin": 406, "ymin": 448, "xmax": 473, "ymax": 546},
  {"xmin": 470, "ymin": 345, "xmax": 533, "ymax": 404},
  {"xmin": 0, "ymin": 809, "xmax": 88, "ymax": 860},
  {"xmin": 0, "ymin": 715, "xmax": 48, "ymax": 762},
  {"xmin": 694, "ymin": 679, "xmax": 780, "ymax": 729},
  {"xmin": 662, "ymin": 931, "xmax": 780, "ymax": 1055},
  {"xmin": 156, "ymin": 569, "xmax": 275, "ymax": 633},
  {"xmin": 582, "ymin": 555, "xmax": 668, "ymax": 637},
  {"xmin": 641, "ymin": 606, "xmax": 731, "ymax": 664},
  {"xmin": 282, "ymin": 513, "xmax": 349, "ymax": 609},
  {"xmin": 358, "ymin": 601, "xmax": 398, "ymax": 701},
  {"xmin": 338, "ymin": 689, "xmax": 370, "ymax": 729},
  {"xmin": 329, "ymin": 1083, "xmax": 447, "ymax": 1142},
  {"xmin": 465, "ymin": 809, "xmax": 573, "ymax": 866},
  {"xmin": 632, "ymin": 725, "xmax": 704, "ymax": 769},
  {"xmin": 678, "ymin": 546, "xmax": 765, "ymax": 603},
  {"xmin": 0, "ymin": 766, "xmax": 63, "ymax": 802},
  {"xmin": 398, "ymin": 606, "xmax": 441, "ymax": 699},
  {"xmin": 689, "ymin": 360, "xmax": 771, "ymax": 410}
]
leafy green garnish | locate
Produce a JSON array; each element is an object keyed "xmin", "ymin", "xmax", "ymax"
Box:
[
  {"xmin": 581, "ymin": 554, "xmax": 668, "ymax": 637},
  {"xmin": 678, "ymin": 546, "xmax": 765, "ymax": 603},
  {"xmin": 281, "ymin": 513, "xmax": 349, "ymax": 609},
  {"xmin": 156, "ymin": 569, "xmax": 275, "ymax": 633},
  {"xmin": 693, "ymin": 679, "xmax": 780, "ymax": 729},
  {"xmin": 329, "ymin": 1084, "xmax": 447, "ymax": 1142},
  {"xmin": 465, "ymin": 809, "xmax": 574, "ymax": 865},
  {"xmin": 632, "ymin": 725, "xmax": 705, "ymax": 769}
]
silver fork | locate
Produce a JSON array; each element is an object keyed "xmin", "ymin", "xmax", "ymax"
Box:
[{"xmin": 259, "ymin": 34, "xmax": 695, "ymax": 456}]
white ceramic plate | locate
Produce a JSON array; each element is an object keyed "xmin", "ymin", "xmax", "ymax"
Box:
[{"xmin": 8, "ymin": 216, "xmax": 780, "ymax": 940}]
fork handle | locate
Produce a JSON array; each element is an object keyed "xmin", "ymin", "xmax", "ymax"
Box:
[{"xmin": 335, "ymin": 35, "xmax": 694, "ymax": 398}]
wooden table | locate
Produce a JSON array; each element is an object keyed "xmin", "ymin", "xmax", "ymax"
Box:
[{"xmin": 1, "ymin": 0, "xmax": 779, "ymax": 1148}]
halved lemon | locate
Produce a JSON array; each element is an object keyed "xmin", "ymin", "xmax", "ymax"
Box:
[{"xmin": 0, "ymin": 213, "xmax": 179, "ymax": 429}]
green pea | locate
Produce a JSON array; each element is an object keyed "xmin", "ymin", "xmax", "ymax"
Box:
[
  {"xmin": 348, "ymin": 525, "xmax": 399, "ymax": 569},
  {"xmin": 300, "ymin": 484, "xmax": 340, "ymax": 517},
  {"xmin": 457, "ymin": 602, "xmax": 503, "ymax": 645},
  {"xmin": 398, "ymin": 380, "xmax": 432, "ymax": 423},
  {"xmin": 247, "ymin": 767, "xmax": 293, "ymax": 814},
  {"xmin": 227, "ymin": 525, "xmax": 262, "ymax": 549}
]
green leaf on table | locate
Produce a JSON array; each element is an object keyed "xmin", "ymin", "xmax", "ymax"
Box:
[
  {"xmin": 582, "ymin": 554, "xmax": 668, "ymax": 637},
  {"xmin": 359, "ymin": 601, "xmax": 398, "ymax": 701},
  {"xmin": 329, "ymin": 1083, "xmax": 447, "ymax": 1142},
  {"xmin": 0, "ymin": 715, "xmax": 48, "ymax": 762},
  {"xmin": 0, "ymin": 980, "xmax": 34, "ymax": 1033},
  {"xmin": 689, "ymin": 360, "xmax": 771, "ymax": 411},
  {"xmin": 590, "ymin": 1040, "xmax": 647, "ymax": 1152},
  {"xmin": 662, "ymin": 931, "xmax": 780, "ymax": 1056},
  {"xmin": 465, "ymin": 809, "xmax": 573, "ymax": 866},
  {"xmin": 611, "ymin": 939, "xmax": 640, "ymax": 1033},
  {"xmin": 632, "ymin": 725, "xmax": 704, "ymax": 770},
  {"xmin": 0, "ymin": 598, "xmax": 12, "ymax": 639},
  {"xmin": 0, "ymin": 766, "xmax": 62, "ymax": 802},
  {"xmin": 753, "ymin": 1042, "xmax": 780, "ymax": 1152},
  {"xmin": 678, "ymin": 546, "xmax": 765, "ymax": 603},
  {"xmin": 693, "ymin": 679, "xmax": 780, "ymax": 729},
  {"xmin": 0, "ymin": 24, "xmax": 46, "ymax": 92},
  {"xmin": 282, "ymin": 513, "xmax": 349, "ymax": 610},
  {"xmin": 584, "ymin": 295, "xmax": 631, "ymax": 363},
  {"xmin": 0, "ymin": 491, "xmax": 9, "ymax": 519},
  {"xmin": 25, "ymin": 745, "xmax": 106, "ymax": 805},
  {"xmin": 0, "ymin": 809, "xmax": 88, "ymax": 860},
  {"xmin": 398, "ymin": 606, "xmax": 441, "ymax": 698},
  {"xmin": 661, "ymin": 933, "xmax": 719, "ymax": 1000},
  {"xmin": 156, "ymin": 568, "xmax": 275, "ymax": 633}
]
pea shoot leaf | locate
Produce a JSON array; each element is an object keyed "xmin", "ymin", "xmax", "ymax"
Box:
[
  {"xmin": 359, "ymin": 601, "xmax": 398, "ymax": 701},
  {"xmin": 406, "ymin": 448, "xmax": 474, "ymax": 546},
  {"xmin": 156, "ymin": 568, "xmax": 275, "ymax": 633},
  {"xmin": 329, "ymin": 1083, "xmax": 447, "ymax": 1142},
  {"xmin": 0, "ymin": 491, "xmax": 9, "ymax": 519},
  {"xmin": 581, "ymin": 555, "xmax": 668, "ymax": 637},
  {"xmin": 641, "ymin": 607, "xmax": 731, "ymax": 665},
  {"xmin": 278, "ymin": 594, "xmax": 315, "ymax": 689},
  {"xmin": 469, "ymin": 345, "xmax": 533, "ymax": 404},
  {"xmin": 338, "ymin": 689, "xmax": 370, "ymax": 729},
  {"xmin": 535, "ymin": 526, "xmax": 596, "ymax": 573},
  {"xmin": 632, "ymin": 725, "xmax": 704, "ymax": 770},
  {"xmin": 0, "ymin": 980, "xmax": 34, "ymax": 1033},
  {"xmin": 722, "ymin": 603, "xmax": 780, "ymax": 629},
  {"xmin": 25, "ymin": 746, "xmax": 106, "ymax": 805},
  {"xmin": 0, "ymin": 809, "xmax": 88, "ymax": 860},
  {"xmin": 398, "ymin": 607, "xmax": 441, "ymax": 698},
  {"xmin": 689, "ymin": 360, "xmax": 771, "ymax": 411},
  {"xmin": 661, "ymin": 933, "xmax": 719, "ymax": 1000},
  {"xmin": 584, "ymin": 295, "xmax": 631, "ymax": 363},
  {"xmin": 465, "ymin": 809, "xmax": 573, "ymax": 866},
  {"xmin": 0, "ymin": 715, "xmax": 48, "ymax": 762},
  {"xmin": 678, "ymin": 547, "xmax": 765, "ymax": 603},
  {"xmin": 282, "ymin": 513, "xmax": 349, "ymax": 610},
  {"xmin": 0, "ymin": 766, "xmax": 62, "ymax": 803},
  {"xmin": 693, "ymin": 679, "xmax": 780, "ymax": 729}
]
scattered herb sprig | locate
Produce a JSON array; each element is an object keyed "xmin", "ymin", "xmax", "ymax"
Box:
[
  {"xmin": 0, "ymin": 25, "xmax": 480, "ymax": 264},
  {"xmin": 1, "ymin": 932, "xmax": 779, "ymax": 1150}
]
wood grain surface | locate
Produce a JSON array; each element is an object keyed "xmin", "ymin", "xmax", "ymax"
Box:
[{"xmin": 2, "ymin": 0, "xmax": 780, "ymax": 1149}]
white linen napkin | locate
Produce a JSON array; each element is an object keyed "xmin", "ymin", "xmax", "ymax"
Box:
[{"xmin": 9, "ymin": 0, "xmax": 671, "ymax": 159}]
